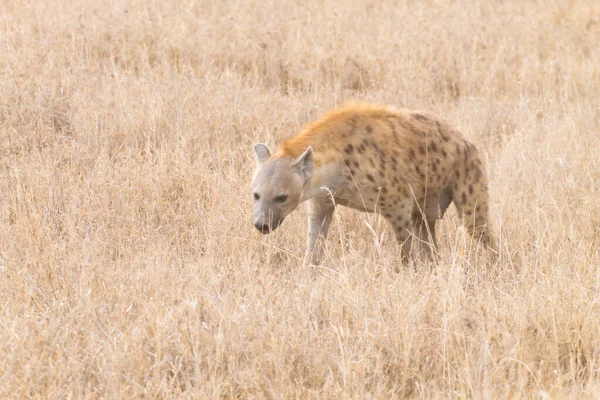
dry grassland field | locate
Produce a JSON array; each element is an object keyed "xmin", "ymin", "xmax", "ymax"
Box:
[{"xmin": 1, "ymin": 0, "xmax": 600, "ymax": 398}]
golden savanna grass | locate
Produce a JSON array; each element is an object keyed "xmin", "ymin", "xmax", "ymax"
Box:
[{"xmin": 1, "ymin": 0, "xmax": 599, "ymax": 397}]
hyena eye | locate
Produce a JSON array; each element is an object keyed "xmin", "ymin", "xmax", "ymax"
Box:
[
  {"xmin": 274, "ymin": 194, "xmax": 288, "ymax": 203},
  {"xmin": 253, "ymin": 193, "xmax": 260, "ymax": 201}
]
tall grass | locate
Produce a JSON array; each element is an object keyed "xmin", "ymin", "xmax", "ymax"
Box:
[{"xmin": 1, "ymin": 0, "xmax": 599, "ymax": 397}]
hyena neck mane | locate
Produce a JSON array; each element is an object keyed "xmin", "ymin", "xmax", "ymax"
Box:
[
  {"xmin": 274, "ymin": 118, "xmax": 340, "ymax": 167},
  {"xmin": 275, "ymin": 101, "xmax": 396, "ymax": 163},
  {"xmin": 276, "ymin": 141, "xmax": 327, "ymax": 166}
]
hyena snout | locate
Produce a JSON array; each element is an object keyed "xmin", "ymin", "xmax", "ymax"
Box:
[
  {"xmin": 253, "ymin": 212, "xmax": 284, "ymax": 234},
  {"xmin": 254, "ymin": 222, "xmax": 271, "ymax": 234}
]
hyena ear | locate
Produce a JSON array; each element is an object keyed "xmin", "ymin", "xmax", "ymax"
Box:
[
  {"xmin": 292, "ymin": 146, "xmax": 314, "ymax": 180},
  {"xmin": 253, "ymin": 143, "xmax": 271, "ymax": 165}
]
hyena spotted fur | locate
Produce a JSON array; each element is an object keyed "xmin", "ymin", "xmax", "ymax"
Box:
[{"xmin": 252, "ymin": 102, "xmax": 497, "ymax": 264}]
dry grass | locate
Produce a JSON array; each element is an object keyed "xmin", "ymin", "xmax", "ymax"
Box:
[{"xmin": 1, "ymin": 0, "xmax": 599, "ymax": 397}]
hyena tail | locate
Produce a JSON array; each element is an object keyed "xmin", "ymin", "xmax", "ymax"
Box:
[{"xmin": 451, "ymin": 143, "xmax": 498, "ymax": 254}]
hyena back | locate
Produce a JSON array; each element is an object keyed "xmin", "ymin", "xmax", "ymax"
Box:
[{"xmin": 251, "ymin": 102, "xmax": 497, "ymax": 264}]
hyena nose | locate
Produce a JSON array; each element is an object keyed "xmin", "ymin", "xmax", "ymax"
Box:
[{"xmin": 254, "ymin": 222, "xmax": 271, "ymax": 234}]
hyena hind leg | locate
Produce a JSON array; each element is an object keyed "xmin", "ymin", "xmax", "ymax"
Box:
[
  {"xmin": 453, "ymin": 149, "xmax": 498, "ymax": 254},
  {"xmin": 462, "ymin": 205, "xmax": 497, "ymax": 254},
  {"xmin": 412, "ymin": 188, "xmax": 453, "ymax": 259},
  {"xmin": 412, "ymin": 203, "xmax": 437, "ymax": 259},
  {"xmin": 393, "ymin": 219, "xmax": 414, "ymax": 263},
  {"xmin": 382, "ymin": 199, "xmax": 414, "ymax": 263}
]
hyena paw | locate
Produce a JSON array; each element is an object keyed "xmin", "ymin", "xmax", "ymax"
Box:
[{"xmin": 305, "ymin": 249, "xmax": 324, "ymax": 265}]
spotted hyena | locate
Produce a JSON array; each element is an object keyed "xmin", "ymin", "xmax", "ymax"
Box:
[{"xmin": 251, "ymin": 102, "xmax": 497, "ymax": 264}]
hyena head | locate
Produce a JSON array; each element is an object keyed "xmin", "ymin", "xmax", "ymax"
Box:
[{"xmin": 251, "ymin": 144, "xmax": 313, "ymax": 234}]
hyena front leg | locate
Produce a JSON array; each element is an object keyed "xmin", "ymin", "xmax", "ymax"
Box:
[{"xmin": 305, "ymin": 197, "xmax": 335, "ymax": 264}]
